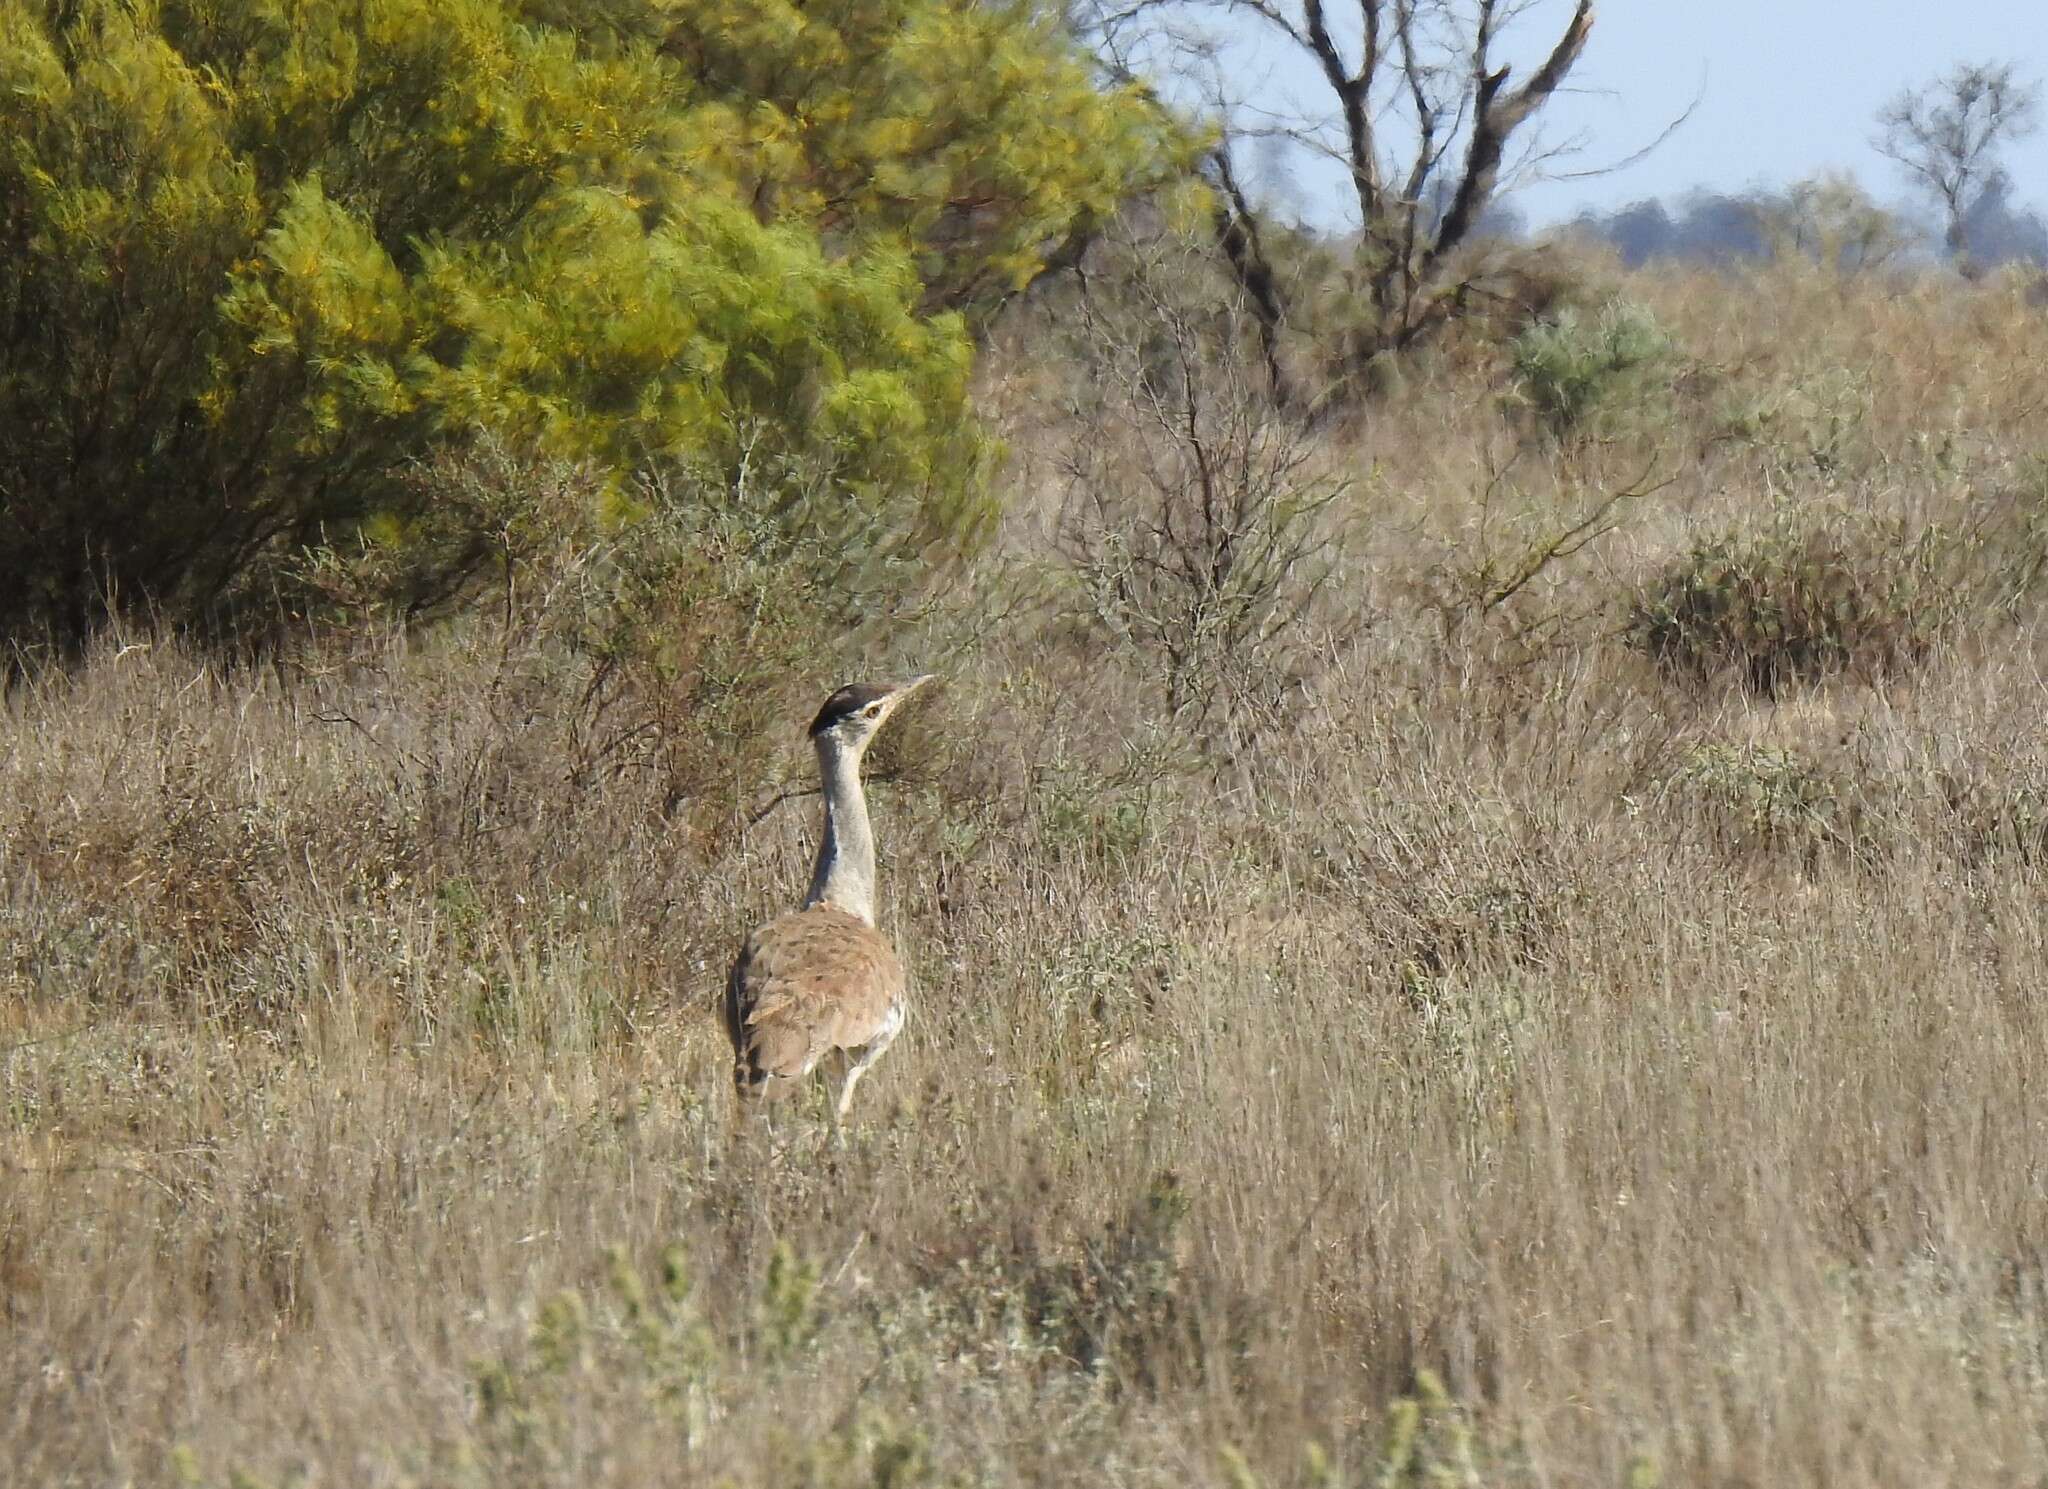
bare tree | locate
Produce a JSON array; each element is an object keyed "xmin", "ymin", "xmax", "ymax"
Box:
[
  {"xmin": 1875, "ymin": 61, "xmax": 2041, "ymax": 269},
  {"xmin": 1082, "ymin": 0, "xmax": 1594, "ymax": 393}
]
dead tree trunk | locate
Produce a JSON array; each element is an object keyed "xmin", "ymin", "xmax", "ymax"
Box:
[
  {"xmin": 1207, "ymin": 149, "xmax": 1294, "ymax": 408},
  {"xmin": 1116, "ymin": 0, "xmax": 1594, "ymax": 392}
]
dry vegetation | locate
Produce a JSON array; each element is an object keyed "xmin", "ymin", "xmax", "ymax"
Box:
[{"xmin": 11, "ymin": 251, "xmax": 2048, "ymax": 1487}]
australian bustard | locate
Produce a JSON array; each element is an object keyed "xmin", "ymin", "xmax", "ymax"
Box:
[{"xmin": 724, "ymin": 676, "xmax": 933, "ymax": 1128}]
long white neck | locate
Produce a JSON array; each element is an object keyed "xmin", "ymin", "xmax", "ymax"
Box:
[{"xmin": 803, "ymin": 736, "xmax": 876, "ymax": 923}]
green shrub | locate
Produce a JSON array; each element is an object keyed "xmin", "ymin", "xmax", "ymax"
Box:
[
  {"xmin": 1662, "ymin": 741, "xmax": 1851, "ymax": 859},
  {"xmin": 1625, "ymin": 507, "xmax": 1953, "ymax": 693},
  {"xmin": 1019, "ymin": 1169, "xmax": 1196, "ymax": 1392},
  {"xmin": 1376, "ymin": 1370, "xmax": 1484, "ymax": 1489},
  {"xmin": 1508, "ymin": 300, "xmax": 1676, "ymax": 438},
  {"xmin": 0, "ymin": 0, "xmax": 1180, "ymax": 645},
  {"xmin": 1714, "ymin": 368, "xmax": 1875, "ymax": 482},
  {"xmin": 472, "ymin": 1244, "xmax": 720, "ymax": 1472}
]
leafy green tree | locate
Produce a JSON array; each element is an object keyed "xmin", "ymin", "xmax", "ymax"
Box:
[
  {"xmin": 641, "ymin": 0, "xmax": 1186, "ymax": 313},
  {"xmin": 0, "ymin": 0, "xmax": 1181, "ymax": 644}
]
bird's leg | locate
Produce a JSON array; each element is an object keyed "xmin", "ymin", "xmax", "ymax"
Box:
[
  {"xmin": 726, "ymin": 1090, "xmax": 789, "ymax": 1180},
  {"xmin": 834, "ymin": 1059, "xmax": 871, "ymax": 1125},
  {"xmin": 823, "ymin": 1052, "xmax": 852, "ymax": 1150},
  {"xmin": 835, "ymin": 1020, "xmax": 897, "ymax": 1128}
]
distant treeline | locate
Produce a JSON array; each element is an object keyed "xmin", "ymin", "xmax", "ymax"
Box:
[{"xmin": 1559, "ymin": 177, "xmax": 2048, "ymax": 270}]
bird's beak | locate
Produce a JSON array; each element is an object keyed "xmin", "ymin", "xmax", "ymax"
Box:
[{"xmin": 881, "ymin": 673, "xmax": 936, "ymax": 717}]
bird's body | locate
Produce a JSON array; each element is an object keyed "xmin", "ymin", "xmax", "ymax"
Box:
[
  {"xmin": 724, "ymin": 904, "xmax": 906, "ymax": 1107},
  {"xmin": 725, "ymin": 676, "xmax": 931, "ymax": 1126}
]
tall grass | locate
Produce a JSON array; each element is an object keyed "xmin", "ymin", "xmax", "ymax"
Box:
[{"xmin": 8, "ymin": 255, "xmax": 2048, "ymax": 1487}]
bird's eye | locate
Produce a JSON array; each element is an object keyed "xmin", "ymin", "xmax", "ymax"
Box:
[{"xmin": 864, "ymin": 704, "xmax": 883, "ymax": 718}]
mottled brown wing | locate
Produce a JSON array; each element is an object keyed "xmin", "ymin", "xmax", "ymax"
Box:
[{"xmin": 725, "ymin": 905, "xmax": 905, "ymax": 1099}]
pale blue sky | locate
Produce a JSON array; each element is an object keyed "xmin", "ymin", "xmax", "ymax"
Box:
[
  {"xmin": 1513, "ymin": 0, "xmax": 2048, "ymax": 225},
  {"xmin": 1192, "ymin": 0, "xmax": 2048, "ymax": 230}
]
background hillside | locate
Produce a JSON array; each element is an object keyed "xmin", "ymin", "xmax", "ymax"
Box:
[{"xmin": 7, "ymin": 3, "xmax": 2048, "ymax": 1486}]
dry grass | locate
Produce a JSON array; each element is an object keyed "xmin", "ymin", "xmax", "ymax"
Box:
[{"xmin": 10, "ymin": 256, "xmax": 2048, "ymax": 1487}]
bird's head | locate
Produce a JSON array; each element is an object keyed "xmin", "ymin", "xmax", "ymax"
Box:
[{"xmin": 808, "ymin": 674, "xmax": 936, "ymax": 757}]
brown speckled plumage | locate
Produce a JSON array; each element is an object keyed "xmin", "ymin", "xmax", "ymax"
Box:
[{"xmin": 725, "ymin": 904, "xmax": 906, "ymax": 1102}]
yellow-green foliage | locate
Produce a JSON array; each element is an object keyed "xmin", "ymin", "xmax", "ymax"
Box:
[
  {"xmin": 607, "ymin": 0, "xmax": 1188, "ymax": 310},
  {"xmin": 0, "ymin": 0, "xmax": 1180, "ymax": 642}
]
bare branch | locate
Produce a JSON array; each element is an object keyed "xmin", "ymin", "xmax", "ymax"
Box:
[
  {"xmin": 1430, "ymin": 0, "xmax": 1593, "ymax": 269},
  {"xmin": 1298, "ymin": 0, "xmax": 1384, "ymax": 226},
  {"xmin": 1208, "ymin": 147, "xmax": 1294, "ymax": 406},
  {"xmin": 1055, "ymin": 230, "xmax": 1354, "ymax": 743}
]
